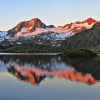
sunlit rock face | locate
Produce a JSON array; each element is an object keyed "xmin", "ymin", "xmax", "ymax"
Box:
[
  {"xmin": 7, "ymin": 18, "xmax": 47, "ymax": 38},
  {"xmin": 8, "ymin": 18, "xmax": 99, "ymax": 37},
  {"xmin": 7, "ymin": 18, "xmax": 99, "ymax": 39},
  {"xmin": 53, "ymin": 18, "xmax": 99, "ymax": 34}
]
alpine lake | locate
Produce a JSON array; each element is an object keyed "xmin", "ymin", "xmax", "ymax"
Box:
[{"xmin": 0, "ymin": 53, "xmax": 100, "ymax": 100}]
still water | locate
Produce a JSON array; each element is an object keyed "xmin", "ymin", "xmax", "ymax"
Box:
[{"xmin": 0, "ymin": 55, "xmax": 100, "ymax": 100}]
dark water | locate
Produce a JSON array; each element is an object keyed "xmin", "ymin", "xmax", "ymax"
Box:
[{"xmin": 0, "ymin": 55, "xmax": 100, "ymax": 100}]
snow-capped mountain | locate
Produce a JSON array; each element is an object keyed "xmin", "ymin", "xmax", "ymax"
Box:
[
  {"xmin": 7, "ymin": 18, "xmax": 98, "ymax": 38},
  {"xmin": 7, "ymin": 18, "xmax": 55, "ymax": 38},
  {"xmin": 54, "ymin": 18, "xmax": 99, "ymax": 34},
  {"xmin": 0, "ymin": 18, "xmax": 99, "ymax": 47}
]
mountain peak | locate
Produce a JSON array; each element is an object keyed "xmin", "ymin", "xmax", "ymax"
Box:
[
  {"xmin": 87, "ymin": 17, "xmax": 95, "ymax": 20},
  {"xmin": 86, "ymin": 17, "xmax": 96, "ymax": 21},
  {"xmin": 83, "ymin": 18, "xmax": 97, "ymax": 25},
  {"xmin": 8, "ymin": 18, "xmax": 47, "ymax": 37},
  {"xmin": 30, "ymin": 18, "xmax": 41, "ymax": 22}
]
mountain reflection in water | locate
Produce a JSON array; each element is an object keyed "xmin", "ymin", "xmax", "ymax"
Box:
[
  {"xmin": 0, "ymin": 55, "xmax": 100, "ymax": 86},
  {"xmin": 8, "ymin": 65, "xmax": 97, "ymax": 86}
]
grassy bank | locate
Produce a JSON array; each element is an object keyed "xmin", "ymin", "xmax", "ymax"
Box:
[
  {"xmin": 59, "ymin": 49, "xmax": 97, "ymax": 57},
  {"xmin": 0, "ymin": 43, "xmax": 63, "ymax": 53}
]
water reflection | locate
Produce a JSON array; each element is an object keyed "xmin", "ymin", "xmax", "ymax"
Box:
[
  {"xmin": 0, "ymin": 55, "xmax": 100, "ymax": 86},
  {"xmin": 8, "ymin": 65, "xmax": 97, "ymax": 86}
]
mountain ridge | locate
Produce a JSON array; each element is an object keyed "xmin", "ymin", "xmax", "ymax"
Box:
[
  {"xmin": 0, "ymin": 17, "xmax": 98, "ymax": 38},
  {"xmin": 57, "ymin": 17, "xmax": 99, "ymax": 34}
]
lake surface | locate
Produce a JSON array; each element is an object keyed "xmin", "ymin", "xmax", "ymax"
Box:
[{"xmin": 0, "ymin": 55, "xmax": 100, "ymax": 100}]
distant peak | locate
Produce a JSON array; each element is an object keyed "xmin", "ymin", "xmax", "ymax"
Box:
[
  {"xmin": 82, "ymin": 18, "xmax": 98, "ymax": 25},
  {"xmin": 30, "ymin": 18, "xmax": 41, "ymax": 22},
  {"xmin": 33, "ymin": 18, "xmax": 39, "ymax": 20},
  {"xmin": 87, "ymin": 17, "xmax": 95, "ymax": 20},
  {"xmin": 84, "ymin": 18, "xmax": 97, "ymax": 23}
]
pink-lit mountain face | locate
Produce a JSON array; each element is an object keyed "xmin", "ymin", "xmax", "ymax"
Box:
[
  {"xmin": 55, "ymin": 18, "xmax": 99, "ymax": 34},
  {"xmin": 7, "ymin": 18, "xmax": 55, "ymax": 38},
  {"xmin": 0, "ymin": 17, "xmax": 99, "ymax": 47},
  {"xmin": 15, "ymin": 18, "xmax": 46, "ymax": 32},
  {"xmin": 7, "ymin": 18, "xmax": 99, "ymax": 38}
]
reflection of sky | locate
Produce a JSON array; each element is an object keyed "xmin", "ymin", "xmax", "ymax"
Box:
[
  {"xmin": 0, "ymin": 72, "xmax": 100, "ymax": 100},
  {"xmin": 0, "ymin": 57, "xmax": 71, "ymax": 71},
  {"xmin": 0, "ymin": 61, "xmax": 8, "ymax": 71}
]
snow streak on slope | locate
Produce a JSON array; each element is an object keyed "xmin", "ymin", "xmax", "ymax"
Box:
[
  {"xmin": 14, "ymin": 27, "xmax": 53, "ymax": 37},
  {"xmin": 14, "ymin": 27, "xmax": 71, "ymax": 40}
]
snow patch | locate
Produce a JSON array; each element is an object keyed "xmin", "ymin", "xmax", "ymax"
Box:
[
  {"xmin": 55, "ymin": 33, "xmax": 71, "ymax": 40},
  {"xmin": 0, "ymin": 31, "xmax": 8, "ymax": 41},
  {"xmin": 21, "ymin": 27, "xmax": 26, "ymax": 30}
]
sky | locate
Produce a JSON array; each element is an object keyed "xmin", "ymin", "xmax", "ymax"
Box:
[{"xmin": 0, "ymin": 0, "xmax": 100, "ymax": 31}]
